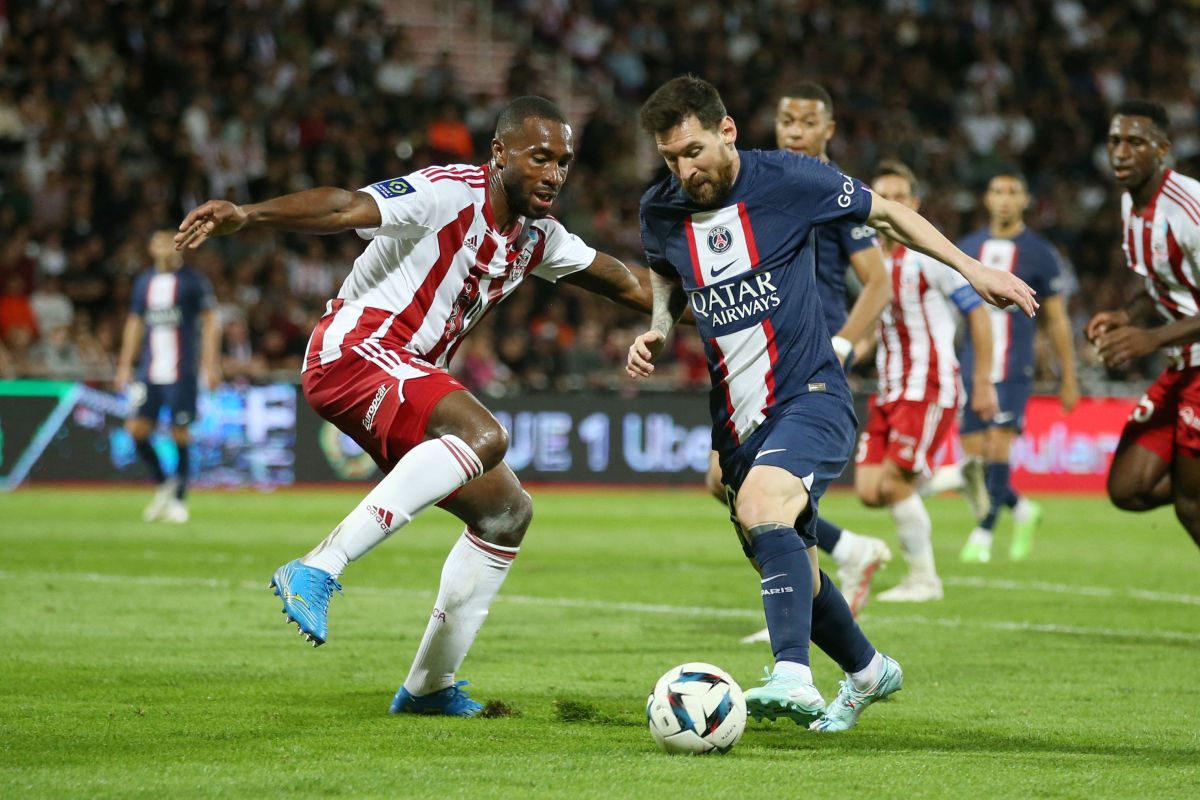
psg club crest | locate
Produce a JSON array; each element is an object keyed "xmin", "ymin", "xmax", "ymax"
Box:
[{"xmin": 707, "ymin": 225, "xmax": 734, "ymax": 254}]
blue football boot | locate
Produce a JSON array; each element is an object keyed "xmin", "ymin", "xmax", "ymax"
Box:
[
  {"xmin": 390, "ymin": 681, "xmax": 483, "ymax": 717},
  {"xmin": 269, "ymin": 559, "xmax": 341, "ymax": 646}
]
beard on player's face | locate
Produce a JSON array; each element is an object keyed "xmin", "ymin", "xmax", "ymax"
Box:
[
  {"xmin": 501, "ymin": 166, "xmax": 554, "ymax": 219},
  {"xmin": 681, "ymin": 153, "xmax": 735, "ymax": 208}
]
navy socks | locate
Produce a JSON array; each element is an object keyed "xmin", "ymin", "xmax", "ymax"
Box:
[
  {"xmin": 811, "ymin": 570, "xmax": 876, "ymax": 673},
  {"xmin": 749, "ymin": 526, "xmax": 815, "ymax": 666},
  {"xmin": 135, "ymin": 438, "xmax": 165, "ymax": 484},
  {"xmin": 814, "ymin": 516, "xmax": 843, "ymax": 555}
]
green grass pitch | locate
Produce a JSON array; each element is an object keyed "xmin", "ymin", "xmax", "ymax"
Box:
[{"xmin": 2, "ymin": 487, "xmax": 1198, "ymax": 799}]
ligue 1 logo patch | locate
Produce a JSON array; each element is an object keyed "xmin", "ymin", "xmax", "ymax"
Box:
[
  {"xmin": 370, "ymin": 178, "xmax": 416, "ymax": 199},
  {"xmin": 707, "ymin": 225, "xmax": 733, "ymax": 254}
]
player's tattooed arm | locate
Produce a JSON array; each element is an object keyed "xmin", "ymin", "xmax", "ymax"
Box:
[
  {"xmin": 866, "ymin": 194, "xmax": 1039, "ymax": 317},
  {"xmin": 175, "ymin": 189, "xmax": 383, "ymax": 249},
  {"xmin": 627, "ymin": 270, "xmax": 686, "ymax": 379}
]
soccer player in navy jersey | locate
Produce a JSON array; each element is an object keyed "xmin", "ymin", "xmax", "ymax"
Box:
[
  {"xmin": 726, "ymin": 84, "xmax": 893, "ymax": 636},
  {"xmin": 955, "ymin": 172, "xmax": 1079, "ymax": 563},
  {"xmin": 628, "ymin": 76, "xmax": 1036, "ymax": 732},
  {"xmin": 115, "ymin": 230, "xmax": 221, "ymax": 524}
]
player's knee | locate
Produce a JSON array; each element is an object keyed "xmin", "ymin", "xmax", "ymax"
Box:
[
  {"xmin": 457, "ymin": 420, "xmax": 509, "ymax": 472},
  {"xmin": 125, "ymin": 419, "xmax": 150, "ymax": 441},
  {"xmin": 1107, "ymin": 475, "xmax": 1151, "ymax": 512},
  {"xmin": 855, "ymin": 478, "xmax": 885, "ymax": 508},
  {"xmin": 471, "ymin": 487, "xmax": 533, "ymax": 548}
]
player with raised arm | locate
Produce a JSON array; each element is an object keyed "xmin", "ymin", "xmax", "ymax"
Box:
[
  {"xmin": 176, "ymin": 97, "xmax": 652, "ymax": 715},
  {"xmin": 855, "ymin": 162, "xmax": 997, "ymax": 603},
  {"xmin": 627, "ymin": 76, "xmax": 1036, "ymax": 732},
  {"xmin": 723, "ymin": 84, "xmax": 893, "ymax": 634},
  {"xmin": 114, "ymin": 230, "xmax": 221, "ymax": 524},
  {"xmin": 954, "ymin": 172, "xmax": 1079, "ymax": 563},
  {"xmin": 1087, "ymin": 99, "xmax": 1200, "ymax": 548}
]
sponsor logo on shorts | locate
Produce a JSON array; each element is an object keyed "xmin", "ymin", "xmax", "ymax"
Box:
[
  {"xmin": 363, "ymin": 383, "xmax": 391, "ymax": 431},
  {"xmin": 808, "ymin": 382, "xmax": 826, "ymax": 392},
  {"xmin": 1182, "ymin": 406, "xmax": 1200, "ymax": 431}
]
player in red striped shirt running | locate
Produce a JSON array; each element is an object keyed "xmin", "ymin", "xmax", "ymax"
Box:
[
  {"xmin": 1087, "ymin": 99, "xmax": 1200, "ymax": 548},
  {"xmin": 854, "ymin": 161, "xmax": 997, "ymax": 601},
  {"xmin": 175, "ymin": 96, "xmax": 653, "ymax": 714}
]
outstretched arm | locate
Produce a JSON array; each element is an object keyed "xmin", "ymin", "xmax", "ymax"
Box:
[
  {"xmin": 867, "ymin": 195, "xmax": 1038, "ymax": 317},
  {"xmin": 560, "ymin": 253, "xmax": 652, "ymax": 314},
  {"xmin": 175, "ymin": 188, "xmax": 383, "ymax": 250},
  {"xmin": 626, "ymin": 270, "xmax": 687, "ymax": 379}
]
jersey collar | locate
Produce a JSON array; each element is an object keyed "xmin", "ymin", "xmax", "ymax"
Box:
[{"xmin": 1131, "ymin": 167, "xmax": 1172, "ymax": 218}]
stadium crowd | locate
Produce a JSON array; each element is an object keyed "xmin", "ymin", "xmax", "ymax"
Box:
[{"xmin": 1, "ymin": 0, "xmax": 1198, "ymax": 395}]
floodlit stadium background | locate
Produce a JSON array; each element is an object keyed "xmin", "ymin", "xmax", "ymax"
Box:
[{"xmin": 2, "ymin": 0, "xmax": 1198, "ymax": 486}]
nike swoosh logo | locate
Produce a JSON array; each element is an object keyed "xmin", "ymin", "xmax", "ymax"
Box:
[
  {"xmin": 755, "ymin": 448, "xmax": 786, "ymax": 459},
  {"xmin": 761, "ymin": 574, "xmax": 787, "ymax": 584},
  {"xmin": 711, "ymin": 259, "xmax": 738, "ymax": 278}
]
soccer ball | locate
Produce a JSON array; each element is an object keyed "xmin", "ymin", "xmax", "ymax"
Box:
[{"xmin": 646, "ymin": 662, "xmax": 747, "ymax": 755}]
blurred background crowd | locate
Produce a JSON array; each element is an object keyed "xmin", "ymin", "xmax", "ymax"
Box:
[{"xmin": 1, "ymin": 0, "xmax": 1198, "ymax": 396}]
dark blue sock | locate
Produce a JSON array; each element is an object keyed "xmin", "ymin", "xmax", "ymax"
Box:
[
  {"xmin": 748, "ymin": 526, "xmax": 814, "ymax": 666},
  {"xmin": 981, "ymin": 462, "xmax": 1010, "ymax": 530},
  {"xmin": 135, "ymin": 438, "xmax": 165, "ymax": 484},
  {"xmin": 175, "ymin": 442, "xmax": 190, "ymax": 500},
  {"xmin": 814, "ymin": 516, "xmax": 843, "ymax": 555},
  {"xmin": 811, "ymin": 570, "xmax": 876, "ymax": 673},
  {"xmin": 1003, "ymin": 478, "xmax": 1019, "ymax": 509}
]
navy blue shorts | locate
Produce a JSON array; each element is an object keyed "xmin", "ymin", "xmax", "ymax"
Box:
[
  {"xmin": 716, "ymin": 391, "xmax": 856, "ymax": 551},
  {"xmin": 961, "ymin": 380, "xmax": 1032, "ymax": 434},
  {"xmin": 130, "ymin": 379, "xmax": 198, "ymax": 427}
]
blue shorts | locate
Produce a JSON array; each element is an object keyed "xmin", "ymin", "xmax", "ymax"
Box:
[
  {"xmin": 960, "ymin": 380, "xmax": 1031, "ymax": 434},
  {"xmin": 130, "ymin": 379, "xmax": 198, "ymax": 427},
  {"xmin": 716, "ymin": 391, "xmax": 856, "ymax": 551}
]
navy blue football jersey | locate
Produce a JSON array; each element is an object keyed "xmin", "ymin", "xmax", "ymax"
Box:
[
  {"xmin": 955, "ymin": 226, "xmax": 1063, "ymax": 383},
  {"xmin": 640, "ymin": 149, "xmax": 873, "ymax": 450},
  {"xmin": 131, "ymin": 266, "xmax": 216, "ymax": 385}
]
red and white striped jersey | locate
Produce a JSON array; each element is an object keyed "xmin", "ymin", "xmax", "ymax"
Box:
[
  {"xmin": 1121, "ymin": 168, "xmax": 1200, "ymax": 368},
  {"xmin": 303, "ymin": 163, "xmax": 596, "ymax": 372},
  {"xmin": 875, "ymin": 245, "xmax": 968, "ymax": 407}
]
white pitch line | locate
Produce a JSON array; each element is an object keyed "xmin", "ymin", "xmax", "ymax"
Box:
[
  {"xmin": 4, "ymin": 569, "xmax": 1199, "ymax": 644},
  {"xmin": 944, "ymin": 576, "xmax": 1200, "ymax": 607}
]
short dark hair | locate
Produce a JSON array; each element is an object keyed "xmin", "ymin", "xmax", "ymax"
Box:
[
  {"xmin": 1113, "ymin": 99, "xmax": 1170, "ymax": 138},
  {"xmin": 874, "ymin": 159, "xmax": 919, "ymax": 196},
  {"xmin": 639, "ymin": 75, "xmax": 727, "ymax": 135},
  {"xmin": 780, "ymin": 82, "xmax": 834, "ymax": 116},
  {"xmin": 988, "ymin": 168, "xmax": 1028, "ymax": 192},
  {"xmin": 495, "ymin": 96, "xmax": 569, "ymax": 139}
]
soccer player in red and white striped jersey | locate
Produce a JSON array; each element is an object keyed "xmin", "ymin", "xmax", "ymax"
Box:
[
  {"xmin": 1087, "ymin": 100, "xmax": 1200, "ymax": 548},
  {"xmin": 854, "ymin": 161, "xmax": 998, "ymax": 601},
  {"xmin": 176, "ymin": 97, "xmax": 653, "ymax": 714}
]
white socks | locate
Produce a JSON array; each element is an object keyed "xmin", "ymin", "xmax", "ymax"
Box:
[
  {"xmin": 849, "ymin": 651, "xmax": 884, "ymax": 691},
  {"xmin": 1012, "ymin": 496, "xmax": 1035, "ymax": 524},
  {"xmin": 890, "ymin": 493, "xmax": 937, "ymax": 580},
  {"xmin": 301, "ymin": 435, "xmax": 484, "ymax": 576},
  {"xmin": 774, "ymin": 660, "xmax": 814, "ymax": 684},
  {"xmin": 403, "ymin": 528, "xmax": 519, "ymax": 696}
]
